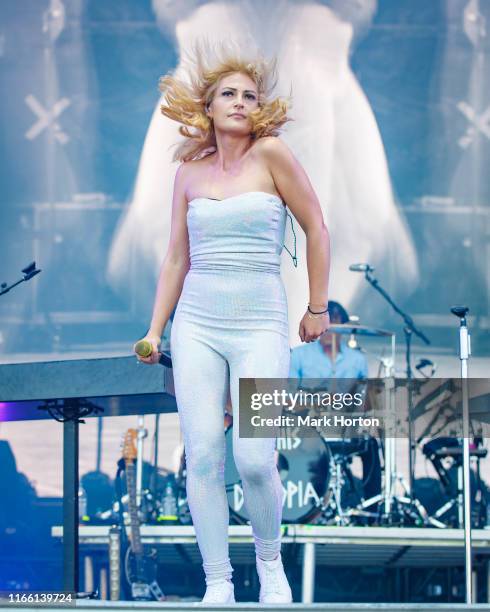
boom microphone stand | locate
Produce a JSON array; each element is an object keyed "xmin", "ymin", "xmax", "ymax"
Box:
[
  {"xmin": 0, "ymin": 262, "xmax": 41, "ymax": 297},
  {"xmin": 350, "ymin": 264, "xmax": 432, "ymax": 523}
]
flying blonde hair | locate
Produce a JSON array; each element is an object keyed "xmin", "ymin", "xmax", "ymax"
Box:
[{"xmin": 158, "ymin": 40, "xmax": 292, "ymax": 162}]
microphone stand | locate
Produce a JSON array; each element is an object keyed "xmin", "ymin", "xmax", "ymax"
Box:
[
  {"xmin": 0, "ymin": 262, "xmax": 41, "ymax": 297},
  {"xmin": 450, "ymin": 305, "xmax": 473, "ymax": 604},
  {"xmin": 358, "ymin": 268, "xmax": 431, "ymax": 510}
]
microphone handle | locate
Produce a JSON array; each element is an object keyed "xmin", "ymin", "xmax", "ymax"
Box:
[
  {"xmin": 159, "ymin": 351, "xmax": 172, "ymax": 368},
  {"xmin": 134, "ymin": 339, "xmax": 172, "ymax": 368}
]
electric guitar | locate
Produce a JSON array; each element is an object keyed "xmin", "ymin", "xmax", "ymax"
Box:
[{"xmin": 122, "ymin": 428, "xmax": 165, "ymax": 601}]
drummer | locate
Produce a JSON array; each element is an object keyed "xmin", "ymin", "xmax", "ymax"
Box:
[
  {"xmin": 289, "ymin": 300, "xmax": 381, "ymax": 505},
  {"xmin": 289, "ymin": 300, "xmax": 367, "ymax": 380}
]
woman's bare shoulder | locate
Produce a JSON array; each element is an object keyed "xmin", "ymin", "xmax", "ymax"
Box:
[
  {"xmin": 253, "ymin": 137, "xmax": 296, "ymax": 172},
  {"xmin": 177, "ymin": 153, "xmax": 216, "ymax": 198},
  {"xmin": 180, "ymin": 154, "xmax": 215, "ymax": 176},
  {"xmin": 253, "ymin": 136, "xmax": 293, "ymax": 160}
]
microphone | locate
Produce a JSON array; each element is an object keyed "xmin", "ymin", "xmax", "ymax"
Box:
[
  {"xmin": 134, "ymin": 340, "xmax": 172, "ymax": 368},
  {"xmin": 349, "ymin": 263, "xmax": 375, "ymax": 273},
  {"xmin": 134, "ymin": 339, "xmax": 153, "ymax": 358},
  {"xmin": 415, "ymin": 358, "xmax": 433, "ymax": 370},
  {"xmin": 415, "ymin": 358, "xmax": 436, "ymax": 378}
]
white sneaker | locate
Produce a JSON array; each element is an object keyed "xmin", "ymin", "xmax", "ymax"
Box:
[
  {"xmin": 256, "ymin": 553, "xmax": 293, "ymax": 604},
  {"xmin": 201, "ymin": 578, "xmax": 235, "ymax": 604}
]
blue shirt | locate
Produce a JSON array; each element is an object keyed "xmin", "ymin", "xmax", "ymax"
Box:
[{"xmin": 289, "ymin": 340, "xmax": 368, "ymax": 381}]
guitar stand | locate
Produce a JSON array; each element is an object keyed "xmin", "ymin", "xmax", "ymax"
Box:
[{"xmin": 120, "ymin": 431, "xmax": 166, "ymax": 602}]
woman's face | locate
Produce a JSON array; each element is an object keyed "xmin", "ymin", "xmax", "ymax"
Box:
[{"xmin": 206, "ymin": 72, "xmax": 259, "ymax": 135}]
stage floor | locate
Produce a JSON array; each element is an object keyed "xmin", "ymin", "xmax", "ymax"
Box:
[{"xmin": 9, "ymin": 601, "xmax": 490, "ymax": 611}]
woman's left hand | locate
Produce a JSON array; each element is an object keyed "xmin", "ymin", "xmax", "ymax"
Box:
[{"xmin": 299, "ymin": 310, "xmax": 330, "ymax": 343}]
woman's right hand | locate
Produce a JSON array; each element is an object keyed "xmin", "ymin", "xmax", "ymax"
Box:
[{"xmin": 133, "ymin": 333, "xmax": 162, "ymax": 365}]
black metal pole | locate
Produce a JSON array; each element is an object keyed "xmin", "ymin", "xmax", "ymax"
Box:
[{"xmin": 63, "ymin": 414, "xmax": 79, "ymax": 593}]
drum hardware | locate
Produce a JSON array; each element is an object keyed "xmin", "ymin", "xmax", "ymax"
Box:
[
  {"xmin": 319, "ymin": 323, "xmax": 401, "ymax": 524},
  {"xmin": 412, "ymin": 382, "xmax": 463, "ymax": 529},
  {"xmin": 328, "ymin": 324, "xmax": 396, "ymax": 365},
  {"xmin": 323, "ymin": 451, "xmax": 357, "ymax": 526},
  {"xmin": 378, "ymin": 355, "xmax": 394, "ymax": 379},
  {"xmin": 349, "ymin": 264, "xmax": 436, "ymax": 526},
  {"xmin": 328, "ymin": 323, "xmax": 395, "ymax": 338},
  {"xmin": 328, "ymin": 324, "xmax": 396, "ymax": 376},
  {"xmin": 349, "ymin": 461, "xmax": 445, "ymax": 527},
  {"xmin": 404, "ymin": 326, "xmax": 428, "ymax": 500},
  {"xmin": 422, "ymin": 438, "xmax": 488, "ymax": 528},
  {"xmin": 414, "ymin": 376, "xmax": 489, "ymax": 530},
  {"xmin": 289, "ymin": 322, "xmax": 426, "ymax": 526},
  {"xmin": 347, "ymin": 376, "xmax": 447, "ymax": 527}
]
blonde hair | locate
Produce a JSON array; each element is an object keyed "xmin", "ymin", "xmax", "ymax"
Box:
[{"xmin": 158, "ymin": 40, "xmax": 292, "ymax": 162}]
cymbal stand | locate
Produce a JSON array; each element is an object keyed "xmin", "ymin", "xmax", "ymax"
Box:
[
  {"xmin": 347, "ymin": 364, "xmax": 437, "ymax": 525},
  {"xmin": 325, "ymin": 451, "xmax": 351, "ymax": 526},
  {"xmin": 347, "ymin": 269, "xmax": 442, "ymax": 525}
]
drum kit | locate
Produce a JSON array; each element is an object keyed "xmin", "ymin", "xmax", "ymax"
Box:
[{"xmin": 170, "ymin": 322, "xmax": 489, "ymax": 529}]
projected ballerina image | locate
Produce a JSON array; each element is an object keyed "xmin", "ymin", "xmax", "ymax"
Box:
[{"xmin": 133, "ymin": 42, "xmax": 330, "ymax": 604}]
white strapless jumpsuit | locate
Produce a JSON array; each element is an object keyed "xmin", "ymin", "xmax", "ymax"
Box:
[{"xmin": 170, "ymin": 191, "xmax": 290, "ymax": 585}]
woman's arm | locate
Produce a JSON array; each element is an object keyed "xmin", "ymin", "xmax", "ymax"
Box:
[
  {"xmin": 136, "ymin": 163, "xmax": 191, "ymax": 363},
  {"xmin": 258, "ymin": 137, "xmax": 331, "ymax": 342}
]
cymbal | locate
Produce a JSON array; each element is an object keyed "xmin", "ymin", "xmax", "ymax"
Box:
[{"xmin": 327, "ymin": 324, "xmax": 395, "ymax": 338}]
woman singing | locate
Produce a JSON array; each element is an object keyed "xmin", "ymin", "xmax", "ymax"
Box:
[{"xmin": 134, "ymin": 43, "xmax": 330, "ymax": 604}]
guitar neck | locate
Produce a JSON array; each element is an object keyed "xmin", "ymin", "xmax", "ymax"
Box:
[{"xmin": 125, "ymin": 462, "xmax": 143, "ymax": 556}]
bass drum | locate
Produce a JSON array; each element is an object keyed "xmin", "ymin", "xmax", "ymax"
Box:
[{"xmin": 224, "ymin": 423, "xmax": 330, "ymax": 524}]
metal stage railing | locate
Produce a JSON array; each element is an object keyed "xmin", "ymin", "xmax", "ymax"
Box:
[{"xmin": 52, "ymin": 524, "xmax": 490, "ymax": 605}]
